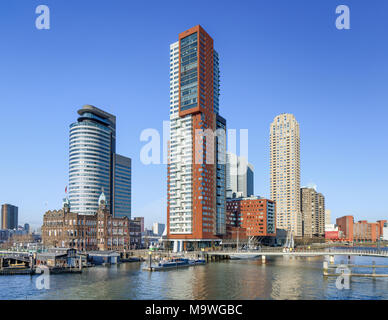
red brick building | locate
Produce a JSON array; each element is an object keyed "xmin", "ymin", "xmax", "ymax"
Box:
[
  {"xmin": 42, "ymin": 194, "xmax": 141, "ymax": 251},
  {"xmin": 224, "ymin": 205, "xmax": 247, "ymax": 241},
  {"xmin": 336, "ymin": 216, "xmax": 387, "ymax": 242},
  {"xmin": 336, "ymin": 215, "xmax": 354, "ymax": 241},
  {"xmin": 226, "ymin": 197, "xmax": 276, "ymax": 238},
  {"xmin": 353, "ymin": 220, "xmax": 380, "ymax": 242}
]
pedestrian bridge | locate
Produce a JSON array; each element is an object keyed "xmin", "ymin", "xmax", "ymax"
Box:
[{"xmin": 207, "ymin": 249, "xmax": 388, "ymax": 259}]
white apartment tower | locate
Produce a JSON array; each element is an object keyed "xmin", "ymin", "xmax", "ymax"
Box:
[
  {"xmin": 270, "ymin": 114, "xmax": 301, "ymax": 236},
  {"xmin": 167, "ymin": 26, "xmax": 226, "ymax": 251}
]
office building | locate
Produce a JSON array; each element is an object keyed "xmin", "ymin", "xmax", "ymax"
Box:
[
  {"xmin": 336, "ymin": 215, "xmax": 354, "ymax": 241},
  {"xmin": 1, "ymin": 204, "xmax": 18, "ymax": 230},
  {"xmin": 215, "ymin": 115, "xmax": 227, "ymax": 236},
  {"xmin": 226, "ymin": 152, "xmax": 254, "ymax": 199},
  {"xmin": 153, "ymin": 223, "xmax": 166, "ymax": 236},
  {"xmin": 167, "ymin": 25, "xmax": 226, "ymax": 251},
  {"xmin": 270, "ymin": 114, "xmax": 301, "ymax": 236},
  {"xmin": 113, "ymin": 154, "xmax": 132, "ymax": 219},
  {"xmin": 336, "ymin": 216, "xmax": 387, "ymax": 242},
  {"xmin": 325, "ymin": 209, "xmax": 331, "ymax": 225},
  {"xmin": 353, "ymin": 220, "xmax": 380, "ymax": 242},
  {"xmin": 134, "ymin": 217, "xmax": 145, "ymax": 233},
  {"xmin": 129, "ymin": 220, "xmax": 142, "ymax": 249},
  {"xmin": 382, "ymin": 222, "xmax": 388, "ymax": 241},
  {"xmin": 69, "ymin": 105, "xmax": 131, "ymax": 217},
  {"xmin": 300, "ymin": 187, "xmax": 325, "ymax": 237},
  {"xmin": 377, "ymin": 220, "xmax": 387, "ymax": 238},
  {"xmin": 226, "ymin": 196, "xmax": 276, "ymax": 237}
]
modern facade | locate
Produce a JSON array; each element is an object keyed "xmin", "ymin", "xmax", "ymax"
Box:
[
  {"xmin": 69, "ymin": 105, "xmax": 131, "ymax": 217},
  {"xmin": 336, "ymin": 216, "xmax": 387, "ymax": 242},
  {"xmin": 377, "ymin": 220, "xmax": 387, "ymax": 238},
  {"xmin": 325, "ymin": 209, "xmax": 331, "ymax": 225},
  {"xmin": 113, "ymin": 154, "xmax": 132, "ymax": 219},
  {"xmin": 1, "ymin": 204, "xmax": 18, "ymax": 230},
  {"xmin": 152, "ymin": 223, "xmax": 166, "ymax": 236},
  {"xmin": 133, "ymin": 217, "xmax": 145, "ymax": 233},
  {"xmin": 226, "ymin": 152, "xmax": 254, "ymax": 199},
  {"xmin": 353, "ymin": 220, "xmax": 380, "ymax": 242},
  {"xmin": 270, "ymin": 114, "xmax": 301, "ymax": 236},
  {"xmin": 382, "ymin": 222, "xmax": 388, "ymax": 241},
  {"xmin": 167, "ymin": 25, "xmax": 226, "ymax": 251},
  {"xmin": 226, "ymin": 197, "xmax": 276, "ymax": 237},
  {"xmin": 215, "ymin": 115, "xmax": 227, "ymax": 236},
  {"xmin": 336, "ymin": 215, "xmax": 354, "ymax": 241},
  {"xmin": 300, "ymin": 187, "xmax": 325, "ymax": 237},
  {"xmin": 225, "ymin": 209, "xmax": 247, "ymax": 241}
]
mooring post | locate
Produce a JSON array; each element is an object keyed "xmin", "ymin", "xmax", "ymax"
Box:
[
  {"xmin": 0, "ymin": 257, "xmax": 3, "ymax": 270},
  {"xmin": 79, "ymin": 255, "xmax": 82, "ymax": 271},
  {"xmin": 323, "ymin": 261, "xmax": 328, "ymax": 275},
  {"xmin": 329, "ymin": 255, "xmax": 335, "ymax": 264},
  {"xmin": 261, "ymin": 255, "xmax": 266, "ymax": 264}
]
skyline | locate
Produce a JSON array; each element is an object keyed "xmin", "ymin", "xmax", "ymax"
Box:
[{"xmin": 1, "ymin": 0, "xmax": 388, "ymax": 229}]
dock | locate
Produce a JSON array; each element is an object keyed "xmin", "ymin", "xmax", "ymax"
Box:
[
  {"xmin": 0, "ymin": 268, "xmax": 34, "ymax": 276},
  {"xmin": 323, "ymin": 261, "xmax": 388, "ymax": 277}
]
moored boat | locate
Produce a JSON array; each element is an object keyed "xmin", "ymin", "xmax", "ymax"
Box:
[{"xmin": 143, "ymin": 257, "xmax": 206, "ymax": 271}]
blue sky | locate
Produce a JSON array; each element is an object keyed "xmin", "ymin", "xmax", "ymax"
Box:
[{"xmin": 0, "ymin": 0, "xmax": 387, "ymax": 229}]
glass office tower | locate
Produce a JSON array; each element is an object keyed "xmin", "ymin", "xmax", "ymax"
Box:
[{"xmin": 69, "ymin": 105, "xmax": 131, "ymax": 217}]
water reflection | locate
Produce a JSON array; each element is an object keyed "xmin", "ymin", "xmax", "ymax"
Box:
[{"xmin": 0, "ymin": 255, "xmax": 387, "ymax": 300}]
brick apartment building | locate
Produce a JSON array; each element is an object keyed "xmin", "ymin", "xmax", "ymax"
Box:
[
  {"xmin": 42, "ymin": 193, "xmax": 141, "ymax": 251},
  {"xmin": 336, "ymin": 216, "xmax": 387, "ymax": 242},
  {"xmin": 226, "ymin": 197, "xmax": 276, "ymax": 238},
  {"xmin": 336, "ymin": 215, "xmax": 354, "ymax": 241}
]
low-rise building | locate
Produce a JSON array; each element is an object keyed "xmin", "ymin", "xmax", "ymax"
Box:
[
  {"xmin": 336, "ymin": 215, "xmax": 354, "ymax": 241},
  {"xmin": 224, "ymin": 208, "xmax": 247, "ymax": 241},
  {"xmin": 353, "ymin": 220, "xmax": 380, "ymax": 242},
  {"xmin": 42, "ymin": 193, "xmax": 139, "ymax": 251},
  {"xmin": 383, "ymin": 222, "xmax": 388, "ymax": 241},
  {"xmin": 129, "ymin": 219, "xmax": 141, "ymax": 249},
  {"xmin": 325, "ymin": 224, "xmax": 341, "ymax": 241},
  {"xmin": 336, "ymin": 216, "xmax": 387, "ymax": 242},
  {"xmin": 226, "ymin": 196, "xmax": 276, "ymax": 238}
]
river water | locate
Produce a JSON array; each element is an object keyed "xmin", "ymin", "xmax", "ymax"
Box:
[{"xmin": 1, "ymin": 255, "xmax": 388, "ymax": 300}]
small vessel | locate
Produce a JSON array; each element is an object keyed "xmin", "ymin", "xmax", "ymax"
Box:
[
  {"xmin": 230, "ymin": 254, "xmax": 259, "ymax": 260},
  {"xmin": 143, "ymin": 257, "xmax": 206, "ymax": 271}
]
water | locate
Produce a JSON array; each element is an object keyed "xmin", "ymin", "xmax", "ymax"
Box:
[{"xmin": 1, "ymin": 255, "xmax": 388, "ymax": 300}]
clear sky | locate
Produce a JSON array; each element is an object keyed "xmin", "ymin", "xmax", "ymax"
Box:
[{"xmin": 0, "ymin": 0, "xmax": 387, "ymax": 230}]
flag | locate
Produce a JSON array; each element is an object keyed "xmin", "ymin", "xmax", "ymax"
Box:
[{"xmin": 65, "ymin": 186, "xmax": 67, "ymax": 194}]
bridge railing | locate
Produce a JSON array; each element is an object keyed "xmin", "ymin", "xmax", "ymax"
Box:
[{"xmin": 207, "ymin": 248, "xmax": 388, "ymax": 256}]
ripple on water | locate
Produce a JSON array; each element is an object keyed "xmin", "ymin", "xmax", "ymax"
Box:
[{"xmin": 0, "ymin": 256, "xmax": 388, "ymax": 300}]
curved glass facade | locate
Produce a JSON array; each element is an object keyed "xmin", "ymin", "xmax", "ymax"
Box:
[{"xmin": 69, "ymin": 119, "xmax": 113, "ymax": 215}]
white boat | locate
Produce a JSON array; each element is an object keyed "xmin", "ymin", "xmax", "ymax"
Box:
[{"xmin": 230, "ymin": 254, "xmax": 259, "ymax": 260}]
